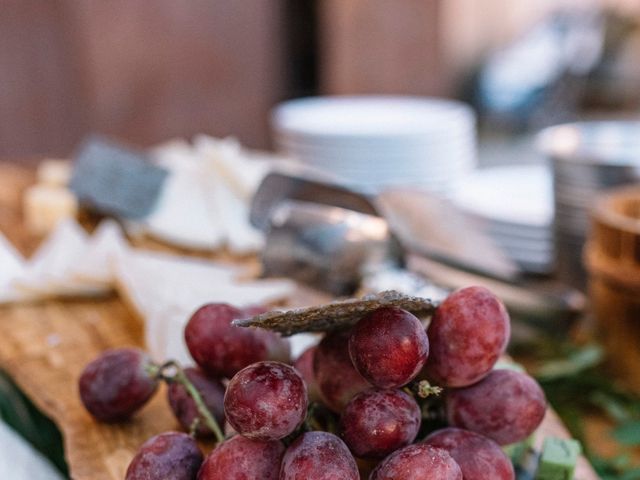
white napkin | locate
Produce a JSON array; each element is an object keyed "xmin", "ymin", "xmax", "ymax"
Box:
[{"xmin": 0, "ymin": 421, "xmax": 64, "ymax": 480}]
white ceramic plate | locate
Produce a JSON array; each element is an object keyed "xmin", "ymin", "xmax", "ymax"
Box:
[
  {"xmin": 272, "ymin": 96, "xmax": 475, "ymax": 141},
  {"xmin": 454, "ymin": 165, "xmax": 553, "ymax": 229}
]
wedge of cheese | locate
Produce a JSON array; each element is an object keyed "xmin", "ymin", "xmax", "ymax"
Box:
[
  {"xmin": 144, "ymin": 147, "xmax": 225, "ymax": 251},
  {"xmin": 199, "ymin": 162, "xmax": 264, "ymax": 255},
  {"xmin": 0, "ymin": 231, "xmax": 36, "ymax": 304},
  {"xmin": 194, "ymin": 135, "xmax": 270, "ymax": 201},
  {"xmin": 13, "ymin": 219, "xmax": 110, "ymax": 298},
  {"xmin": 113, "ymin": 247, "xmax": 295, "ymax": 362},
  {"xmin": 70, "ymin": 220, "xmax": 128, "ymax": 287}
]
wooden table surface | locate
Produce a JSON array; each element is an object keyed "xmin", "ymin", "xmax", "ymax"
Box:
[{"xmin": 0, "ymin": 161, "xmax": 599, "ymax": 479}]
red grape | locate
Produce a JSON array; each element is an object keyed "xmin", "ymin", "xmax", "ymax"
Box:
[
  {"xmin": 293, "ymin": 346, "xmax": 322, "ymax": 403},
  {"xmin": 349, "ymin": 307, "xmax": 429, "ymax": 388},
  {"xmin": 241, "ymin": 305, "xmax": 291, "ymax": 364},
  {"xmin": 370, "ymin": 444, "xmax": 462, "ymax": 480},
  {"xmin": 424, "ymin": 427, "xmax": 515, "ymax": 480},
  {"xmin": 446, "ymin": 369, "xmax": 546, "ymax": 445},
  {"xmin": 313, "ymin": 330, "xmax": 370, "ymax": 412},
  {"xmin": 167, "ymin": 367, "xmax": 225, "ymax": 438},
  {"xmin": 423, "ymin": 286, "xmax": 510, "ymax": 387},
  {"xmin": 197, "ymin": 434, "xmax": 284, "ymax": 479},
  {"xmin": 280, "ymin": 431, "xmax": 359, "ymax": 480},
  {"xmin": 125, "ymin": 431, "xmax": 202, "ymax": 480},
  {"xmin": 184, "ymin": 303, "xmax": 290, "ymax": 379},
  {"xmin": 339, "ymin": 388, "xmax": 421, "ymax": 458},
  {"xmin": 79, "ymin": 348, "xmax": 158, "ymax": 422},
  {"xmin": 224, "ymin": 361, "xmax": 307, "ymax": 441}
]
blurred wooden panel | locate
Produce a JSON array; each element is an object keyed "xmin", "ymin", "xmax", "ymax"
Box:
[
  {"xmin": 66, "ymin": 0, "xmax": 286, "ymax": 149},
  {"xmin": 0, "ymin": 1, "xmax": 87, "ymax": 161},
  {"xmin": 318, "ymin": 0, "xmax": 450, "ymax": 96},
  {"xmin": 0, "ymin": 1, "xmax": 286, "ymax": 161}
]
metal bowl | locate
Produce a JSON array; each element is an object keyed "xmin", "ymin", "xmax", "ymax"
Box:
[{"xmin": 537, "ymin": 120, "xmax": 640, "ymax": 288}]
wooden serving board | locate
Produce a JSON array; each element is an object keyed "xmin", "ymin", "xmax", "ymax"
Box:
[{"xmin": 0, "ymin": 162, "xmax": 599, "ymax": 479}]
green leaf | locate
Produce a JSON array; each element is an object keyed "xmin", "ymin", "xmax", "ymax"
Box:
[
  {"xmin": 621, "ymin": 469, "xmax": 640, "ymax": 480},
  {"xmin": 612, "ymin": 421, "xmax": 640, "ymax": 446},
  {"xmin": 0, "ymin": 371, "xmax": 68, "ymax": 476},
  {"xmin": 590, "ymin": 391, "xmax": 633, "ymax": 424},
  {"xmin": 535, "ymin": 345, "xmax": 604, "ymax": 381}
]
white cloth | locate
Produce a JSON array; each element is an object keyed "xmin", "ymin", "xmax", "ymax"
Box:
[{"xmin": 0, "ymin": 421, "xmax": 64, "ymax": 480}]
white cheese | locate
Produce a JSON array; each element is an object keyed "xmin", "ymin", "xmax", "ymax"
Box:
[
  {"xmin": 36, "ymin": 159, "xmax": 72, "ymax": 187},
  {"xmin": 23, "ymin": 185, "xmax": 78, "ymax": 236},
  {"xmin": 13, "ymin": 219, "xmax": 109, "ymax": 298},
  {"xmin": 113, "ymin": 246, "xmax": 294, "ymax": 361}
]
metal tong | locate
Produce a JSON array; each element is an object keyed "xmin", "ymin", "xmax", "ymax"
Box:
[{"xmin": 250, "ymin": 168, "xmax": 585, "ymax": 324}]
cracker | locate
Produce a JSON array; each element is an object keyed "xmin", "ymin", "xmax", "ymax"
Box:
[{"xmin": 233, "ymin": 290, "xmax": 437, "ymax": 336}]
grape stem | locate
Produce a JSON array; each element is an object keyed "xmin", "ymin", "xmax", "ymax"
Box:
[
  {"xmin": 413, "ymin": 380, "xmax": 443, "ymax": 399},
  {"xmin": 188, "ymin": 418, "xmax": 201, "ymax": 438},
  {"xmin": 158, "ymin": 360, "xmax": 225, "ymax": 444}
]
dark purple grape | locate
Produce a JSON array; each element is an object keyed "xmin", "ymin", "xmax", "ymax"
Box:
[
  {"xmin": 340, "ymin": 388, "xmax": 420, "ymax": 459},
  {"xmin": 314, "ymin": 330, "xmax": 370, "ymax": 412},
  {"xmin": 184, "ymin": 303, "xmax": 290, "ymax": 379},
  {"xmin": 293, "ymin": 346, "xmax": 322, "ymax": 403},
  {"xmin": 254, "ymin": 327, "xmax": 291, "ymax": 365},
  {"xmin": 370, "ymin": 444, "xmax": 462, "ymax": 480},
  {"xmin": 446, "ymin": 369, "xmax": 546, "ymax": 445},
  {"xmin": 423, "ymin": 286, "xmax": 510, "ymax": 387},
  {"xmin": 280, "ymin": 431, "xmax": 359, "ymax": 480},
  {"xmin": 79, "ymin": 347, "xmax": 158, "ymax": 422},
  {"xmin": 349, "ymin": 307, "xmax": 429, "ymax": 388},
  {"xmin": 197, "ymin": 434, "xmax": 284, "ymax": 480},
  {"xmin": 424, "ymin": 427, "xmax": 515, "ymax": 480},
  {"xmin": 224, "ymin": 361, "xmax": 307, "ymax": 441},
  {"xmin": 125, "ymin": 431, "xmax": 203, "ymax": 480},
  {"xmin": 167, "ymin": 367, "xmax": 225, "ymax": 437},
  {"xmin": 242, "ymin": 305, "xmax": 291, "ymax": 364}
]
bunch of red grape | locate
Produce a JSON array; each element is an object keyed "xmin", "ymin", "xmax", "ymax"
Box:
[{"xmin": 78, "ymin": 286, "xmax": 548, "ymax": 479}]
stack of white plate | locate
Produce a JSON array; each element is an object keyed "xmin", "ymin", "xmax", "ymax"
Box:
[
  {"xmin": 453, "ymin": 164, "xmax": 555, "ymax": 274},
  {"xmin": 271, "ymin": 96, "xmax": 477, "ymax": 195}
]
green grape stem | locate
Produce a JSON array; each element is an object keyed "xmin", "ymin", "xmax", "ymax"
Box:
[
  {"xmin": 159, "ymin": 360, "xmax": 225, "ymax": 444},
  {"xmin": 415, "ymin": 380, "xmax": 443, "ymax": 399}
]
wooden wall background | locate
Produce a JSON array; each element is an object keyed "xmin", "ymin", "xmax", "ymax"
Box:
[
  {"xmin": 0, "ymin": 0, "xmax": 448, "ymax": 163},
  {"xmin": 0, "ymin": 0, "xmax": 287, "ymax": 161}
]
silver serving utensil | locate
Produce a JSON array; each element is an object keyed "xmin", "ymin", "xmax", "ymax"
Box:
[
  {"xmin": 251, "ymin": 170, "xmax": 585, "ymax": 320},
  {"xmin": 250, "ymin": 168, "xmax": 379, "ymax": 231},
  {"xmin": 262, "ymin": 200, "xmax": 402, "ymax": 296},
  {"xmin": 253, "ymin": 170, "xmax": 519, "ymax": 279}
]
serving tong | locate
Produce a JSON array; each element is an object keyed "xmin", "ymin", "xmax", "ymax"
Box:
[{"xmin": 250, "ymin": 168, "xmax": 584, "ymax": 324}]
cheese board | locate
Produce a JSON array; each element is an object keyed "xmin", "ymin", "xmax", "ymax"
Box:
[{"xmin": 0, "ymin": 162, "xmax": 599, "ymax": 479}]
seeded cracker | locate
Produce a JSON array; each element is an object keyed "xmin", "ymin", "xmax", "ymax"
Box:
[{"xmin": 233, "ymin": 290, "xmax": 437, "ymax": 336}]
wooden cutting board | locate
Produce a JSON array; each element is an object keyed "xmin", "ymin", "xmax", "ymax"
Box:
[{"xmin": 0, "ymin": 162, "xmax": 599, "ymax": 479}]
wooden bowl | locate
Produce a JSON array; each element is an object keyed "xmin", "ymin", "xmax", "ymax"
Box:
[{"xmin": 584, "ymin": 185, "xmax": 640, "ymax": 393}]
